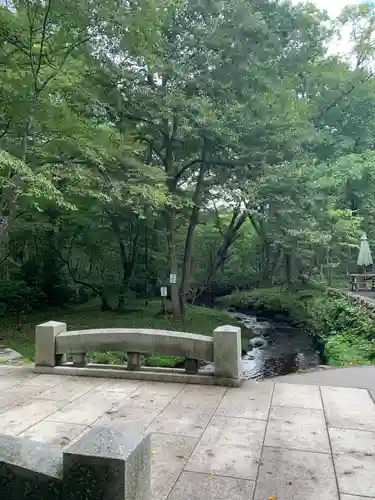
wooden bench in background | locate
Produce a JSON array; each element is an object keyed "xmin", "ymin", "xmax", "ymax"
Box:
[{"xmin": 349, "ymin": 273, "xmax": 375, "ymax": 291}]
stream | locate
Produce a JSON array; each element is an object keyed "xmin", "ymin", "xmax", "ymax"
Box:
[{"xmin": 202, "ymin": 310, "xmax": 321, "ymax": 380}]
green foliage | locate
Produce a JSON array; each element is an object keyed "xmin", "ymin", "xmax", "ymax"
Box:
[
  {"xmin": 0, "ymin": 299, "xmax": 237, "ymax": 363},
  {"xmin": 310, "ymin": 292, "xmax": 375, "ymax": 366},
  {"xmin": 2, "ymin": 0, "xmax": 375, "ymax": 376},
  {"xmin": 0, "ymin": 279, "xmax": 46, "ymax": 315},
  {"xmin": 144, "ymin": 355, "xmax": 184, "ymax": 368},
  {"xmin": 325, "ymin": 333, "xmax": 375, "ymax": 367},
  {"xmin": 217, "ymin": 287, "xmax": 322, "ymax": 324},
  {"xmin": 310, "ymin": 295, "xmax": 375, "ymax": 337}
]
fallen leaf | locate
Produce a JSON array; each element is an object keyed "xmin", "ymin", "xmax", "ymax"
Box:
[
  {"xmin": 269, "ymin": 496, "xmax": 277, "ymax": 500},
  {"xmin": 152, "ymin": 450, "xmax": 157, "ymax": 455},
  {"xmin": 209, "ymin": 473, "xmax": 215, "ymax": 477},
  {"xmin": 225, "ymin": 437, "xmax": 231, "ymax": 441},
  {"xmin": 59, "ymin": 437, "xmax": 70, "ymax": 446}
]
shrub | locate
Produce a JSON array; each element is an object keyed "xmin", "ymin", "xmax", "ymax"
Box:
[
  {"xmin": 325, "ymin": 333, "xmax": 375, "ymax": 366},
  {"xmin": 217, "ymin": 286, "xmax": 320, "ymax": 324}
]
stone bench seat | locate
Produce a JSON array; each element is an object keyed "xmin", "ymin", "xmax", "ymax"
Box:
[{"xmin": 55, "ymin": 328, "xmax": 214, "ymax": 361}]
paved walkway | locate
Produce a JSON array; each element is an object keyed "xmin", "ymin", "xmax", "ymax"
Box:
[
  {"xmin": 0, "ymin": 365, "xmax": 374, "ymax": 500},
  {"xmin": 278, "ymin": 365, "xmax": 375, "ymax": 393}
]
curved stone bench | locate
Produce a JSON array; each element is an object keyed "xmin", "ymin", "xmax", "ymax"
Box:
[
  {"xmin": 55, "ymin": 328, "xmax": 214, "ymax": 361},
  {"xmin": 34, "ymin": 322, "xmax": 243, "ymax": 387}
]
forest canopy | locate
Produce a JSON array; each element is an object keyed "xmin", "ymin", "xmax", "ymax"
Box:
[{"xmin": 1, "ymin": 0, "xmax": 375, "ymax": 317}]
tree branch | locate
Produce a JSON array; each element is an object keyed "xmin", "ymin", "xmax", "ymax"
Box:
[
  {"xmin": 49, "ymin": 239, "xmax": 102, "ymax": 296},
  {"xmin": 318, "ymin": 72, "xmax": 374, "ymax": 120},
  {"xmin": 0, "ymin": 120, "xmax": 11, "ymax": 141},
  {"xmin": 212, "ymin": 201, "xmax": 225, "ymax": 237},
  {"xmin": 175, "ymin": 159, "xmax": 201, "ymax": 181},
  {"xmin": 26, "ymin": 0, "xmax": 37, "ymax": 86},
  {"xmin": 248, "ymin": 213, "xmax": 261, "ymax": 236},
  {"xmin": 0, "ymin": 250, "xmax": 12, "ymax": 267},
  {"xmin": 121, "ymin": 112, "xmax": 157, "ymax": 128},
  {"xmin": 35, "ymin": 0, "xmax": 53, "ymax": 81}
]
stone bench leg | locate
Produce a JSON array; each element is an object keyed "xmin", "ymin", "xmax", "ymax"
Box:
[
  {"xmin": 185, "ymin": 358, "xmax": 199, "ymax": 374},
  {"xmin": 213, "ymin": 325, "xmax": 242, "ymax": 381},
  {"xmin": 35, "ymin": 321, "xmax": 66, "ymax": 367},
  {"xmin": 63, "ymin": 426, "xmax": 151, "ymax": 500},
  {"xmin": 72, "ymin": 353, "xmax": 87, "ymax": 367},
  {"xmin": 127, "ymin": 352, "xmax": 141, "ymax": 370}
]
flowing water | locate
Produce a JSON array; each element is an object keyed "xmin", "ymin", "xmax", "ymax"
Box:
[{"xmin": 202, "ymin": 310, "xmax": 320, "ymax": 380}]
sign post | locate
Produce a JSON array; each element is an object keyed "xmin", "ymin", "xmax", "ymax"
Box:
[{"xmin": 160, "ymin": 286, "xmax": 167, "ymax": 314}]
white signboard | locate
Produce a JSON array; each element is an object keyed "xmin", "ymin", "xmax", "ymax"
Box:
[
  {"xmin": 160, "ymin": 286, "xmax": 168, "ymax": 297},
  {"xmin": 169, "ymin": 273, "xmax": 177, "ymax": 284}
]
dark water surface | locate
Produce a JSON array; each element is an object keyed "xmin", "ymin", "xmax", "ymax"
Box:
[{"xmin": 203, "ymin": 310, "xmax": 320, "ymax": 380}]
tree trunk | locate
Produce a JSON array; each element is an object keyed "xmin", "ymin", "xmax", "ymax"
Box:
[
  {"xmin": 162, "ymin": 118, "xmax": 181, "ymax": 318},
  {"xmin": 107, "ymin": 212, "xmax": 140, "ymax": 311},
  {"xmin": 285, "ymin": 253, "xmax": 292, "ymax": 284},
  {"xmin": 165, "ymin": 207, "xmax": 180, "ymax": 317},
  {"xmin": 248, "ymin": 213, "xmax": 272, "ymax": 283},
  {"xmin": 179, "ymin": 144, "xmax": 207, "ymax": 316},
  {"xmin": 196, "ymin": 210, "xmax": 248, "ymax": 300},
  {"xmin": 100, "ymin": 295, "xmax": 112, "ymax": 311},
  {"xmin": 271, "ymin": 246, "xmax": 283, "ymax": 286}
]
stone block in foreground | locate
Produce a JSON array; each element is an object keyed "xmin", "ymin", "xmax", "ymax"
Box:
[
  {"xmin": 0, "ymin": 433, "xmax": 63, "ymax": 500},
  {"xmin": 213, "ymin": 325, "xmax": 242, "ymax": 380},
  {"xmin": 35, "ymin": 321, "xmax": 66, "ymax": 367},
  {"xmin": 63, "ymin": 426, "xmax": 151, "ymax": 500}
]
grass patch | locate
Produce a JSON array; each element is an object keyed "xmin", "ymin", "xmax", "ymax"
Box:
[{"xmin": 0, "ymin": 299, "xmax": 235, "ymax": 366}]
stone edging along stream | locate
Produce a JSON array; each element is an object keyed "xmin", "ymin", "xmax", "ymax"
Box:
[{"xmin": 327, "ymin": 287, "xmax": 375, "ymax": 319}]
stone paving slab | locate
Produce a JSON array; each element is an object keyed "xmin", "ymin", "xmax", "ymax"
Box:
[
  {"xmin": 33, "ymin": 378, "xmax": 99, "ymax": 402},
  {"xmin": 96, "ymin": 382, "xmax": 184, "ymax": 433},
  {"xmin": 151, "ymin": 433, "xmax": 197, "ymax": 500},
  {"xmin": 329, "ymin": 427, "xmax": 375, "ymax": 497},
  {"xmin": 167, "ymin": 471, "xmax": 255, "ymax": 500},
  {"xmin": 0, "ymin": 366, "xmax": 37, "ymax": 389},
  {"xmin": 0, "ymin": 384, "xmax": 46, "ymax": 414},
  {"xmin": 22, "ymin": 373, "xmax": 72, "ymax": 387},
  {"xmin": 215, "ymin": 380, "xmax": 273, "ymax": 420},
  {"xmin": 272, "ymin": 383, "xmax": 323, "ymax": 409},
  {"xmin": 321, "ymin": 386, "xmax": 375, "ymax": 432},
  {"xmin": 18, "ymin": 420, "xmax": 87, "ymax": 446},
  {"xmin": 0, "ymin": 366, "xmax": 374, "ymax": 500},
  {"xmin": 253, "ymin": 447, "xmax": 339, "ymax": 500},
  {"xmin": 47, "ymin": 387, "xmax": 132, "ymax": 425},
  {"xmin": 265, "ymin": 406, "xmax": 330, "ymax": 453},
  {"xmin": 185, "ymin": 416, "xmax": 266, "ymax": 479},
  {"xmin": 277, "ymin": 365, "xmax": 375, "ymax": 391},
  {"xmin": 147, "ymin": 385, "xmax": 225, "ymax": 438},
  {"xmin": 0, "ymin": 398, "xmax": 67, "ymax": 436}
]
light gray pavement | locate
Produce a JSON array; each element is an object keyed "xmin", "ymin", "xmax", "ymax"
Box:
[
  {"xmin": 0, "ymin": 365, "xmax": 375, "ymax": 500},
  {"xmin": 277, "ymin": 365, "xmax": 375, "ymax": 395}
]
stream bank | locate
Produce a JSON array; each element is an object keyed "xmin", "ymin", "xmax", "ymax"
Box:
[
  {"xmin": 202, "ymin": 308, "xmax": 323, "ymax": 379},
  {"xmin": 216, "ymin": 287, "xmax": 375, "ymax": 370},
  {"xmin": 229, "ymin": 311, "xmax": 322, "ymax": 379}
]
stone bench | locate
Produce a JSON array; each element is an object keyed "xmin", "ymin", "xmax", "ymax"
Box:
[
  {"xmin": 0, "ymin": 426, "xmax": 150, "ymax": 500},
  {"xmin": 34, "ymin": 323, "xmax": 243, "ymax": 386}
]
